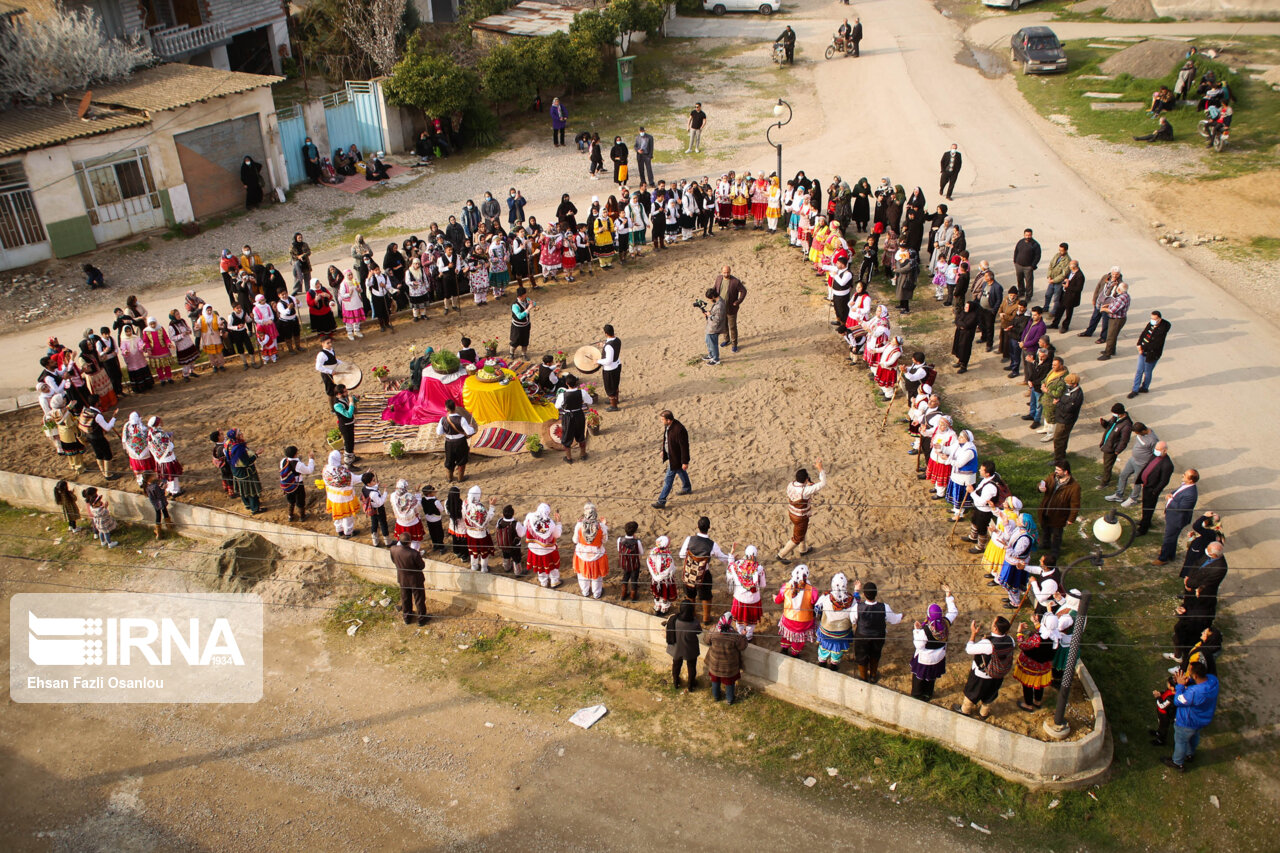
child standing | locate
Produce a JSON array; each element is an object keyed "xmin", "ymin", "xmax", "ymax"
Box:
[
  {"xmin": 360, "ymin": 471, "xmax": 389, "ymax": 547},
  {"xmin": 420, "ymin": 485, "xmax": 446, "ymax": 553},
  {"xmin": 1150, "ymin": 675, "xmax": 1176, "ymax": 746},
  {"xmin": 617, "ymin": 521, "xmax": 644, "ymax": 601},
  {"xmin": 445, "ymin": 486, "xmax": 467, "ymax": 559},
  {"xmin": 81, "ymin": 486, "xmax": 119, "ymax": 548},
  {"xmin": 495, "ymin": 504, "xmax": 524, "ymax": 575},
  {"xmin": 53, "ymin": 480, "xmax": 82, "ymax": 534},
  {"xmin": 143, "ymin": 472, "xmax": 172, "ymax": 540}
]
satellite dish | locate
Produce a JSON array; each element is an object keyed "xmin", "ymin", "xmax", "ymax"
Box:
[{"xmin": 77, "ymin": 91, "xmax": 93, "ymax": 119}]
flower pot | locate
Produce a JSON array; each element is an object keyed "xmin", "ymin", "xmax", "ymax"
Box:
[
  {"xmin": 327, "ymin": 435, "xmax": 345, "ymax": 451},
  {"xmin": 589, "ymin": 425, "xmax": 601, "ymax": 436},
  {"xmin": 484, "ymin": 347, "xmax": 498, "ymax": 359},
  {"xmin": 529, "ymin": 448, "xmax": 543, "ymax": 458}
]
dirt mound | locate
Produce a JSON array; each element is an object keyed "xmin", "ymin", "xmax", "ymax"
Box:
[
  {"xmin": 255, "ymin": 548, "xmax": 361, "ymax": 609},
  {"xmin": 1069, "ymin": 0, "xmax": 1157, "ymax": 19},
  {"xmin": 200, "ymin": 532, "xmax": 279, "ymax": 590},
  {"xmin": 1100, "ymin": 39, "xmax": 1188, "ymax": 79}
]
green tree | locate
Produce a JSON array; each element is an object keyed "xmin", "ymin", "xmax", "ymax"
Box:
[
  {"xmin": 568, "ymin": 8, "xmax": 619, "ymax": 47},
  {"xmin": 384, "ymin": 36, "xmax": 480, "ymax": 117},
  {"xmin": 478, "ymin": 40, "xmax": 537, "ymax": 108},
  {"xmin": 605, "ymin": 0, "xmax": 666, "ymax": 54}
]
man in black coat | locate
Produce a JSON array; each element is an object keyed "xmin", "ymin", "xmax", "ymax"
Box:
[
  {"xmin": 1051, "ymin": 373, "xmax": 1083, "ymax": 464},
  {"xmin": 850, "ymin": 18, "xmax": 863, "ymax": 56},
  {"xmin": 1181, "ymin": 541, "xmax": 1228, "ymax": 619},
  {"xmin": 1012, "ymin": 228, "xmax": 1042, "ymax": 303},
  {"xmin": 939, "ymin": 144, "xmax": 961, "ymax": 200},
  {"xmin": 1097, "ymin": 403, "xmax": 1133, "ymax": 490},
  {"xmin": 1130, "ymin": 310, "xmax": 1172, "ymax": 398},
  {"xmin": 1054, "ymin": 259, "xmax": 1085, "ymax": 331},
  {"xmin": 976, "ymin": 270, "xmax": 1003, "ymax": 351},
  {"xmin": 1135, "ymin": 441, "xmax": 1174, "ymax": 535},
  {"xmin": 776, "ymin": 25, "xmax": 796, "ymax": 64},
  {"xmin": 653, "ymin": 409, "xmax": 691, "ymax": 508}
]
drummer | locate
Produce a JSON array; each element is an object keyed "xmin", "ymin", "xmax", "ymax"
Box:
[
  {"xmin": 555, "ymin": 374, "xmax": 592, "ymax": 464},
  {"xmin": 596, "ymin": 324, "xmax": 622, "ymax": 411},
  {"xmin": 315, "ymin": 338, "xmax": 340, "ymax": 398}
]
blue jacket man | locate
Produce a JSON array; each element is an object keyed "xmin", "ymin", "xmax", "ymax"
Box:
[{"xmin": 1165, "ymin": 662, "xmax": 1218, "ymax": 771}]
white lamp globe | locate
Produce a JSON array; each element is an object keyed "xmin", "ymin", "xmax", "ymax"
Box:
[
  {"xmin": 773, "ymin": 103, "xmax": 784, "ymax": 117},
  {"xmin": 1093, "ymin": 515, "xmax": 1123, "ymax": 545}
]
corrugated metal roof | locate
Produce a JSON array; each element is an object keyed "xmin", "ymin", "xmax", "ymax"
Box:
[
  {"xmin": 0, "ymin": 0, "xmax": 27, "ymax": 17},
  {"xmin": 0, "ymin": 63, "xmax": 282, "ymax": 157},
  {"xmin": 471, "ymin": 0, "xmax": 577, "ymax": 37},
  {"xmin": 0, "ymin": 106, "xmax": 149, "ymax": 158},
  {"xmin": 92, "ymin": 63, "xmax": 282, "ymax": 113}
]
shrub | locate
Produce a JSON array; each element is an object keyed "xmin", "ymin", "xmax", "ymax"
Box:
[
  {"xmin": 430, "ymin": 349, "xmax": 461, "ymax": 374},
  {"xmin": 525, "ymin": 434, "xmax": 544, "ymax": 452}
]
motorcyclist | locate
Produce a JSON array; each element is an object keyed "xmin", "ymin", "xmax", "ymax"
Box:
[
  {"xmin": 776, "ymin": 25, "xmax": 796, "ymax": 64},
  {"xmin": 836, "ymin": 19, "xmax": 852, "ymax": 53}
]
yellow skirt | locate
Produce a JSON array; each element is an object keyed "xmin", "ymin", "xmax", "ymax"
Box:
[
  {"xmin": 981, "ymin": 540, "xmax": 1006, "ymax": 574},
  {"xmin": 327, "ymin": 497, "xmax": 358, "ymax": 520}
]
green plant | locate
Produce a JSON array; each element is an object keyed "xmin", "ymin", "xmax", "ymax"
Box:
[
  {"xmin": 525, "ymin": 434, "xmax": 543, "ymax": 453},
  {"xmin": 385, "ymin": 34, "xmax": 481, "ymax": 117},
  {"xmin": 387, "ymin": 440, "xmax": 406, "ymax": 458},
  {"xmin": 430, "ymin": 349, "xmax": 460, "ymax": 374},
  {"xmin": 327, "ymin": 427, "xmax": 343, "ymax": 444}
]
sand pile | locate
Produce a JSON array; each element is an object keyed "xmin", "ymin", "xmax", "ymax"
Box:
[
  {"xmin": 1069, "ymin": 0, "xmax": 1157, "ymax": 18},
  {"xmin": 1100, "ymin": 39, "xmax": 1188, "ymax": 79},
  {"xmin": 256, "ymin": 549, "xmax": 361, "ymax": 609},
  {"xmin": 201, "ymin": 532, "xmax": 279, "ymax": 590}
]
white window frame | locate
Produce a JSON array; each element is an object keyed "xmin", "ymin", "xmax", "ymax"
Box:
[{"xmin": 73, "ymin": 147, "xmax": 162, "ymax": 226}]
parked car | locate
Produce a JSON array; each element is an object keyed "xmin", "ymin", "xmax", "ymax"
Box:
[
  {"xmin": 1010, "ymin": 26, "xmax": 1068, "ymax": 75},
  {"xmin": 703, "ymin": 0, "xmax": 779, "ymax": 15},
  {"xmin": 984, "ymin": 0, "xmax": 1038, "ymax": 9}
]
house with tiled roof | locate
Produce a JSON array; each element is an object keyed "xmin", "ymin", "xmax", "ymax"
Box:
[{"xmin": 0, "ymin": 63, "xmax": 285, "ymax": 270}]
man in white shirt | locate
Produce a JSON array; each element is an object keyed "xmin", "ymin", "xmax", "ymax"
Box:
[
  {"xmin": 437, "ymin": 399, "xmax": 476, "ymax": 482},
  {"xmin": 597, "ymin": 324, "xmax": 622, "ymax": 411},
  {"xmin": 958, "ymin": 615, "xmax": 1014, "ymax": 718},
  {"xmin": 851, "ymin": 580, "xmax": 904, "ymax": 683},
  {"xmin": 778, "ymin": 459, "xmax": 826, "ymax": 563}
]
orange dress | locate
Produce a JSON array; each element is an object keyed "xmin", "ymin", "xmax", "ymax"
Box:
[{"xmin": 573, "ymin": 523, "xmax": 609, "ymax": 579}]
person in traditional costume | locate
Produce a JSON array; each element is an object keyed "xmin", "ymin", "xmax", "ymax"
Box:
[
  {"xmin": 910, "ymin": 392, "xmax": 941, "ymax": 460},
  {"xmin": 323, "ymin": 449, "xmax": 358, "ymax": 536},
  {"xmin": 118, "ymin": 325, "xmax": 154, "ymax": 393},
  {"xmin": 95, "ymin": 326, "xmax": 126, "ymax": 395},
  {"xmin": 946, "ymin": 430, "xmax": 979, "ymax": 519},
  {"xmin": 251, "ymin": 295, "xmax": 279, "ymax": 362},
  {"xmin": 539, "ymin": 226, "xmax": 563, "ymax": 282},
  {"xmin": 647, "ymin": 535, "xmax": 678, "ymax": 615},
  {"xmin": 337, "ymin": 269, "xmax": 365, "ymax": 339},
  {"xmin": 679, "ymin": 516, "xmax": 732, "ymax": 625},
  {"xmin": 830, "ymin": 256, "xmax": 854, "ymax": 330},
  {"xmin": 144, "ymin": 416, "xmax": 183, "ymax": 496},
  {"xmin": 777, "ymin": 460, "xmax": 826, "ymax": 563},
  {"xmin": 81, "ymin": 486, "xmax": 120, "ymax": 548},
  {"xmin": 851, "ymin": 580, "xmax": 904, "ymax": 682},
  {"xmin": 387, "ymin": 479, "xmax": 424, "ymax": 549},
  {"xmin": 360, "ymin": 471, "xmax": 390, "ymax": 547},
  {"xmin": 166, "ymin": 310, "xmax": 199, "ymax": 381},
  {"xmin": 279, "ymin": 445, "xmax": 314, "ymax": 522},
  {"xmin": 1026, "ymin": 556, "xmax": 1061, "ymax": 617},
  {"xmin": 706, "ymin": 611, "xmax": 747, "ymax": 703},
  {"xmin": 814, "ymin": 572, "xmax": 856, "ymax": 670},
  {"xmin": 958, "ymin": 615, "xmax": 1015, "ymax": 719},
  {"xmin": 774, "ymin": 564, "xmax": 817, "ymax": 657},
  {"xmin": 910, "ymin": 585, "xmax": 958, "ymax": 701},
  {"xmin": 725, "ymin": 545, "xmax": 765, "ymax": 639},
  {"xmin": 765, "ymin": 176, "xmax": 782, "ymax": 233},
  {"xmin": 1013, "ymin": 611, "xmax": 1059, "ymax": 711},
  {"xmin": 196, "ymin": 305, "xmax": 226, "ymax": 372},
  {"xmin": 462, "ymin": 485, "xmax": 496, "ymax": 572},
  {"xmin": 965, "ymin": 461, "xmax": 1003, "ymax": 553},
  {"xmin": 208, "ymin": 430, "xmax": 233, "ymax": 496},
  {"xmin": 597, "ymin": 324, "xmax": 622, "ymax": 411},
  {"xmin": 420, "ymin": 485, "xmax": 446, "ymax": 553},
  {"xmin": 437, "ymin": 398, "xmax": 475, "ymax": 482},
  {"xmin": 225, "ymin": 429, "xmax": 263, "ymax": 514},
  {"xmin": 445, "ymin": 487, "xmax": 467, "ymax": 559},
  {"xmin": 307, "ymin": 278, "xmax": 337, "ymax": 339},
  {"xmin": 592, "ymin": 211, "xmax": 616, "ymax": 269},
  {"xmin": 925, "ymin": 415, "xmax": 956, "ymax": 499},
  {"xmin": 554, "ymin": 374, "xmax": 591, "ymax": 463},
  {"xmin": 750, "ymin": 174, "xmax": 769, "ymax": 229},
  {"xmin": 982, "ymin": 496, "xmax": 1021, "ymax": 581},
  {"xmin": 616, "ymin": 520, "xmax": 644, "ymax": 600},
  {"xmin": 571, "ymin": 502, "xmax": 609, "ymax": 598},
  {"xmin": 863, "ymin": 305, "xmax": 890, "ymax": 369},
  {"xmin": 140, "ymin": 317, "xmax": 175, "ymax": 385},
  {"xmin": 730, "ymin": 178, "xmax": 749, "ymax": 229},
  {"xmin": 465, "ymin": 252, "xmax": 490, "ymax": 306},
  {"xmin": 77, "ymin": 337, "xmax": 116, "ymax": 409},
  {"xmin": 995, "ymin": 508, "xmax": 1035, "ymax": 608},
  {"xmin": 488, "ymin": 234, "xmax": 510, "ymax": 297},
  {"xmin": 274, "ymin": 289, "xmax": 303, "ymax": 354},
  {"xmin": 1050, "ymin": 588, "xmax": 1081, "ymax": 687},
  {"xmin": 77, "ymin": 403, "xmax": 116, "ymax": 480},
  {"xmin": 875, "ymin": 334, "xmax": 903, "ymax": 400},
  {"xmin": 51, "ymin": 402, "xmax": 85, "ymax": 474},
  {"xmin": 518, "ymin": 503, "xmax": 563, "ymax": 588},
  {"xmin": 121, "ymin": 411, "xmax": 154, "ymax": 485}
]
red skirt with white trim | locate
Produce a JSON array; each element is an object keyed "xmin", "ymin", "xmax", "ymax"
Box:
[
  {"xmin": 395, "ymin": 521, "xmax": 425, "ymax": 541},
  {"xmin": 875, "ymin": 365, "xmax": 897, "ymax": 389},
  {"xmin": 128, "ymin": 456, "xmax": 156, "ymax": 474},
  {"xmin": 527, "ymin": 549, "xmax": 560, "ymax": 573},
  {"xmin": 467, "ymin": 534, "xmax": 494, "ymax": 559},
  {"xmin": 731, "ymin": 598, "xmax": 763, "ymax": 625},
  {"xmin": 925, "ymin": 459, "xmax": 952, "ymax": 488}
]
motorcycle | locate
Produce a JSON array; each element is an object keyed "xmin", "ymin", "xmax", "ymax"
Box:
[
  {"xmin": 825, "ymin": 35, "xmax": 855, "ymax": 60},
  {"xmin": 772, "ymin": 41, "xmax": 787, "ymax": 66},
  {"xmin": 1197, "ymin": 116, "xmax": 1230, "ymax": 152}
]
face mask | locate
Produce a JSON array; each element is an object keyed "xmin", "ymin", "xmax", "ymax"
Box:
[
  {"xmin": 1150, "ymin": 318, "xmax": 1159, "ymax": 325},
  {"xmin": 1153, "ymin": 449, "xmax": 1164, "ymax": 457}
]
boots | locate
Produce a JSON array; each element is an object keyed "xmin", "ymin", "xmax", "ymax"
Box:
[
  {"xmin": 607, "ymin": 396, "xmax": 619, "ymax": 412},
  {"xmin": 858, "ymin": 664, "xmax": 870, "ymax": 682},
  {"xmin": 579, "ymin": 442, "xmax": 588, "ymax": 461},
  {"xmin": 701, "ymin": 601, "xmax": 712, "ymax": 624},
  {"xmin": 868, "ymin": 660, "xmax": 880, "ymax": 683},
  {"xmin": 153, "ymin": 523, "xmax": 163, "ymax": 540},
  {"xmin": 564, "ymin": 447, "xmax": 574, "ymax": 464},
  {"xmin": 1040, "ymin": 423, "xmax": 1056, "ymax": 443},
  {"xmin": 457, "ymin": 464, "xmax": 467, "ymax": 482},
  {"xmin": 287, "ymin": 507, "xmax": 296, "ymax": 522},
  {"xmin": 959, "ymin": 697, "xmax": 976, "ymax": 717},
  {"xmin": 777, "ymin": 540, "xmax": 796, "ymax": 563}
]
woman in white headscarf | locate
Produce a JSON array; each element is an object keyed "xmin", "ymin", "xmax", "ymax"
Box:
[
  {"xmin": 647, "ymin": 535, "xmax": 678, "ymax": 615},
  {"xmin": 389, "ymin": 479, "xmax": 425, "ymax": 550},
  {"xmin": 725, "ymin": 545, "xmax": 765, "ymax": 640},
  {"xmin": 946, "ymin": 430, "xmax": 979, "ymax": 520},
  {"xmin": 773, "ymin": 564, "xmax": 817, "ymax": 657},
  {"xmin": 519, "ymin": 502, "xmax": 563, "ymax": 588},
  {"xmin": 121, "ymin": 411, "xmax": 154, "ymax": 486},
  {"xmin": 462, "ymin": 485, "xmax": 495, "ymax": 572},
  {"xmin": 197, "ymin": 304, "xmax": 226, "ymax": 372},
  {"xmin": 814, "ymin": 572, "xmax": 855, "ymax": 671},
  {"xmin": 323, "ymin": 449, "xmax": 357, "ymax": 537},
  {"xmin": 572, "ymin": 502, "xmax": 609, "ymax": 599}
]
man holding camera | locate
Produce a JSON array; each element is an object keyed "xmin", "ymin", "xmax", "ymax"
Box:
[
  {"xmin": 700, "ymin": 287, "xmax": 728, "ymax": 365},
  {"xmin": 713, "ymin": 265, "xmax": 748, "ymax": 353}
]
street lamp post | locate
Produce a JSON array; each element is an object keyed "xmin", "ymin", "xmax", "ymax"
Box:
[
  {"xmin": 1043, "ymin": 508, "xmax": 1136, "ymax": 740},
  {"xmin": 767, "ymin": 98, "xmax": 792, "ymax": 181}
]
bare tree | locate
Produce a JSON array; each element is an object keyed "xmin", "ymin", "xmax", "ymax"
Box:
[
  {"xmin": 342, "ymin": 0, "xmax": 409, "ymax": 78},
  {"xmin": 0, "ymin": 2, "xmax": 152, "ymax": 105}
]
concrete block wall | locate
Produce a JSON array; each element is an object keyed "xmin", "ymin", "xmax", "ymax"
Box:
[{"xmin": 0, "ymin": 470, "xmax": 1111, "ymax": 788}]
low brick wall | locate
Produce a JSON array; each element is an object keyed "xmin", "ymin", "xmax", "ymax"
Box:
[{"xmin": 0, "ymin": 470, "xmax": 1111, "ymax": 788}]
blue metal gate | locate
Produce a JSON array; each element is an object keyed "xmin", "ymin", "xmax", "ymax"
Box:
[
  {"xmin": 323, "ymin": 89, "xmax": 359, "ymax": 158},
  {"xmin": 346, "ymin": 81, "xmax": 386, "ymax": 156},
  {"xmin": 275, "ymin": 106, "xmax": 308, "ymax": 186}
]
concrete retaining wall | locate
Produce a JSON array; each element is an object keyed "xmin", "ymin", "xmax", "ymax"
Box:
[{"xmin": 0, "ymin": 469, "xmax": 1111, "ymax": 789}]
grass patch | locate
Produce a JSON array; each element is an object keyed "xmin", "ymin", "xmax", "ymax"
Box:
[
  {"xmin": 512, "ymin": 165, "xmax": 538, "ymax": 175},
  {"xmin": 328, "ymin": 582, "xmax": 398, "ymax": 634},
  {"xmin": 116, "ymin": 239, "xmax": 151, "ymax": 254},
  {"xmin": 1015, "ymin": 39, "xmax": 1280, "ymax": 177},
  {"xmin": 322, "ymin": 205, "xmax": 355, "ymax": 226},
  {"xmin": 342, "ymin": 211, "xmax": 390, "ymax": 235}
]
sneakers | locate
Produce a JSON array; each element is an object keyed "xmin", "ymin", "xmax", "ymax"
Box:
[
  {"xmin": 1121, "ymin": 497, "xmax": 1136, "ymax": 508},
  {"xmin": 1162, "ymin": 653, "xmax": 1178, "ymax": 661},
  {"xmin": 1104, "ymin": 494, "xmax": 1121, "ymax": 502},
  {"xmin": 1161, "ymin": 758, "xmax": 1185, "ymax": 773},
  {"xmin": 705, "ymin": 359, "xmax": 720, "ymax": 366}
]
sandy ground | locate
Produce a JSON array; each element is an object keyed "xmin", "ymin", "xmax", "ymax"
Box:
[
  {"xmin": 0, "ymin": 555, "xmax": 976, "ymax": 853},
  {"xmin": 0, "ymin": 230, "xmax": 1095, "ymax": 739}
]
